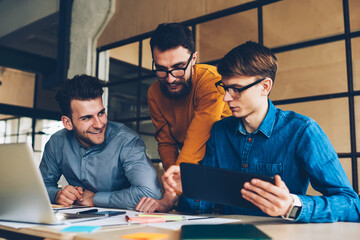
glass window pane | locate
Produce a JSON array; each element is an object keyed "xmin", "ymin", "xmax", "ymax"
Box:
[
  {"xmin": 0, "ymin": 67, "xmax": 35, "ymax": 108},
  {"xmin": 198, "ymin": 9, "xmax": 258, "ymax": 63},
  {"xmin": 278, "ymin": 98, "xmax": 350, "ymax": 153},
  {"xmin": 109, "ymin": 42, "xmax": 139, "ymax": 66},
  {"xmin": 353, "ymin": 37, "xmax": 360, "ymax": 91},
  {"xmin": 0, "ymin": 120, "xmax": 5, "ymax": 143},
  {"xmin": 263, "ymin": 0, "xmax": 344, "ymax": 48},
  {"xmin": 142, "ymin": 38, "xmax": 152, "ymax": 71},
  {"xmin": 270, "ymin": 41, "xmax": 347, "ymax": 101},
  {"xmin": 109, "ymin": 42, "xmax": 139, "ymax": 83},
  {"xmin": 108, "ymin": 81, "xmax": 138, "ymax": 121},
  {"xmin": 140, "ymin": 76, "xmax": 157, "ymax": 117},
  {"xmin": 19, "ymin": 117, "xmax": 32, "ymax": 135},
  {"xmin": 35, "ymin": 119, "xmax": 63, "ymax": 152},
  {"xmin": 141, "ymin": 38, "xmax": 157, "ymax": 118},
  {"xmin": 349, "ymin": 0, "xmax": 360, "ymax": 31}
]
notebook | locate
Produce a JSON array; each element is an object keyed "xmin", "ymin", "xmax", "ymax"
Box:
[
  {"xmin": 180, "ymin": 163, "xmax": 275, "ymax": 209},
  {"xmin": 0, "ymin": 142, "xmax": 104, "ymax": 224},
  {"xmin": 180, "ymin": 224, "xmax": 272, "ymax": 240}
]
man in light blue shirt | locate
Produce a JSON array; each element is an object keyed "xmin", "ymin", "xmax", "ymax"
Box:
[
  {"xmin": 39, "ymin": 75, "xmax": 161, "ymax": 210},
  {"xmin": 139, "ymin": 41, "xmax": 360, "ymax": 222}
]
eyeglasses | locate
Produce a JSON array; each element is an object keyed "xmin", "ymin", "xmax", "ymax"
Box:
[
  {"xmin": 215, "ymin": 78, "xmax": 266, "ymax": 98},
  {"xmin": 152, "ymin": 53, "xmax": 193, "ymax": 79}
]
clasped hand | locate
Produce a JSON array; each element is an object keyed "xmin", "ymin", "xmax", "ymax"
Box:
[{"xmin": 55, "ymin": 185, "xmax": 95, "ymax": 207}]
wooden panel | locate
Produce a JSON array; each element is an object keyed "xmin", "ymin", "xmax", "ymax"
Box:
[
  {"xmin": 278, "ymin": 98, "xmax": 350, "ymax": 153},
  {"xmin": 271, "ymin": 41, "xmax": 347, "ymax": 100},
  {"xmin": 349, "ymin": 0, "xmax": 360, "ymax": 31},
  {"xmin": 98, "ymin": 0, "xmax": 254, "ymax": 47},
  {"xmin": 0, "ymin": 67, "xmax": 35, "ymax": 108},
  {"xmin": 263, "ymin": 0, "xmax": 344, "ymax": 47},
  {"xmin": 198, "ymin": 9, "xmax": 258, "ymax": 62}
]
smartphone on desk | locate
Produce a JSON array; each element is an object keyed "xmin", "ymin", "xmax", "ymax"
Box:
[{"xmin": 94, "ymin": 211, "xmax": 126, "ymax": 217}]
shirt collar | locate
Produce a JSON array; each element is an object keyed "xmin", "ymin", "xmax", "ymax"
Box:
[{"xmin": 236, "ymin": 99, "xmax": 276, "ymax": 138}]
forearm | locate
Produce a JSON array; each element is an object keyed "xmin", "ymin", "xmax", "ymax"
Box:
[
  {"xmin": 94, "ymin": 186, "xmax": 162, "ymax": 210},
  {"xmin": 297, "ymin": 193, "xmax": 360, "ymax": 222},
  {"xmin": 158, "ymin": 143, "xmax": 179, "ymax": 170}
]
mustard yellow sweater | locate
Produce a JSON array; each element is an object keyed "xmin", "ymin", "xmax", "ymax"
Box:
[{"xmin": 148, "ymin": 64, "xmax": 231, "ymax": 170}]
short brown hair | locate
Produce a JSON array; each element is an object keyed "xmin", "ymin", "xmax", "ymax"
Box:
[
  {"xmin": 217, "ymin": 41, "xmax": 278, "ymax": 83},
  {"xmin": 55, "ymin": 75, "xmax": 105, "ymax": 117}
]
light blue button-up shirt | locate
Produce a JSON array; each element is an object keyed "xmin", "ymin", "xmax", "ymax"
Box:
[
  {"xmin": 179, "ymin": 100, "xmax": 360, "ymax": 222},
  {"xmin": 39, "ymin": 121, "xmax": 162, "ymax": 210}
]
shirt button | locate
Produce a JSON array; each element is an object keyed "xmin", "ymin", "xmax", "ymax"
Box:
[
  {"xmin": 243, "ymin": 163, "xmax": 248, "ymax": 168},
  {"xmin": 248, "ymin": 138, "xmax": 252, "ymax": 142}
]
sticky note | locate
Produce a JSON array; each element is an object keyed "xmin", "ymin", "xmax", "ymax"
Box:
[
  {"xmin": 121, "ymin": 232, "xmax": 169, "ymax": 240},
  {"xmin": 61, "ymin": 226, "xmax": 101, "ymax": 233}
]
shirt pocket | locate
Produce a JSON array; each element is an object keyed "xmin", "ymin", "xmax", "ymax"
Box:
[{"xmin": 254, "ymin": 162, "xmax": 284, "ymax": 177}]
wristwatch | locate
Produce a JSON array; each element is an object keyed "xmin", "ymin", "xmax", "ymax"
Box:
[{"xmin": 282, "ymin": 194, "xmax": 302, "ymax": 220}]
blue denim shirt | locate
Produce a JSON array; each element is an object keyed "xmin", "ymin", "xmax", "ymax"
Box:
[
  {"xmin": 179, "ymin": 100, "xmax": 360, "ymax": 222},
  {"xmin": 39, "ymin": 121, "xmax": 162, "ymax": 210}
]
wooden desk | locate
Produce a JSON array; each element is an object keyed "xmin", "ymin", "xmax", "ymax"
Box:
[{"xmin": 1, "ymin": 215, "xmax": 359, "ymax": 240}]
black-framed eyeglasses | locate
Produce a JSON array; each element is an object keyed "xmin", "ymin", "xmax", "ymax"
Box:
[
  {"xmin": 215, "ymin": 77, "xmax": 266, "ymax": 98},
  {"xmin": 152, "ymin": 53, "xmax": 193, "ymax": 79}
]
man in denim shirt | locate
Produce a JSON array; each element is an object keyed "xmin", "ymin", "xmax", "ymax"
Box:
[
  {"xmin": 39, "ymin": 75, "xmax": 161, "ymax": 209},
  {"xmin": 140, "ymin": 41, "xmax": 360, "ymax": 222}
]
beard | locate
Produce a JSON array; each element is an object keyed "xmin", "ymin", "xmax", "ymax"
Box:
[{"xmin": 159, "ymin": 70, "xmax": 193, "ymax": 100}]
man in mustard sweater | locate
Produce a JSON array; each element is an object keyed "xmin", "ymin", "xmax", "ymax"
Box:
[
  {"xmin": 147, "ymin": 22, "xmax": 230, "ymax": 170},
  {"xmin": 136, "ymin": 23, "xmax": 230, "ymax": 211}
]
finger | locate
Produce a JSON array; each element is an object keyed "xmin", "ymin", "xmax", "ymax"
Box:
[
  {"xmin": 58, "ymin": 194, "xmax": 75, "ymax": 206},
  {"xmin": 141, "ymin": 198, "xmax": 156, "ymax": 213},
  {"xmin": 241, "ymin": 187, "xmax": 272, "ymax": 209},
  {"xmin": 75, "ymin": 186, "xmax": 84, "ymax": 195},
  {"xmin": 162, "ymin": 176, "xmax": 177, "ymax": 196},
  {"xmin": 242, "ymin": 191, "xmax": 271, "ymax": 214},
  {"xmin": 163, "ymin": 166, "xmax": 180, "ymax": 178},
  {"xmin": 137, "ymin": 198, "xmax": 155, "ymax": 212},
  {"xmin": 274, "ymin": 175, "xmax": 286, "ymax": 188},
  {"xmin": 135, "ymin": 197, "xmax": 147, "ymax": 211},
  {"xmin": 64, "ymin": 186, "xmax": 83, "ymax": 201},
  {"xmin": 249, "ymin": 179, "xmax": 289, "ymax": 199},
  {"xmin": 147, "ymin": 202, "xmax": 160, "ymax": 213}
]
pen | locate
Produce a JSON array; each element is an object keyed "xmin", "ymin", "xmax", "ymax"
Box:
[
  {"xmin": 137, "ymin": 213, "xmax": 187, "ymax": 221},
  {"xmin": 125, "ymin": 215, "xmax": 166, "ymax": 223},
  {"xmin": 76, "ymin": 209, "xmax": 98, "ymax": 214}
]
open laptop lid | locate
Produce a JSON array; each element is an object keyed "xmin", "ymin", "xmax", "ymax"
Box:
[
  {"xmin": 180, "ymin": 163, "xmax": 275, "ymax": 210},
  {"xmin": 0, "ymin": 143, "xmax": 105, "ymax": 224}
]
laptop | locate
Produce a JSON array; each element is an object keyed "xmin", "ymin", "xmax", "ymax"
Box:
[
  {"xmin": 0, "ymin": 142, "xmax": 104, "ymax": 224},
  {"xmin": 180, "ymin": 163, "xmax": 275, "ymax": 209}
]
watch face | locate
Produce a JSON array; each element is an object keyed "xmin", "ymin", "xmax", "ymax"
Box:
[{"xmin": 289, "ymin": 206, "xmax": 301, "ymax": 219}]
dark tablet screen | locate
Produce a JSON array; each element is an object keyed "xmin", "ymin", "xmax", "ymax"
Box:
[{"xmin": 180, "ymin": 163, "xmax": 275, "ymax": 209}]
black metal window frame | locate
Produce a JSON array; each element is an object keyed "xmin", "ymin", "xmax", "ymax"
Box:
[{"xmin": 97, "ymin": 0, "xmax": 360, "ymax": 192}]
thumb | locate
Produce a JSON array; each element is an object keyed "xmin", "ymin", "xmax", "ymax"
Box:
[{"xmin": 275, "ymin": 175, "xmax": 285, "ymax": 187}]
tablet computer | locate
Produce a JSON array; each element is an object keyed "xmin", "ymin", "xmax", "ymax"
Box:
[{"xmin": 180, "ymin": 163, "xmax": 275, "ymax": 209}]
